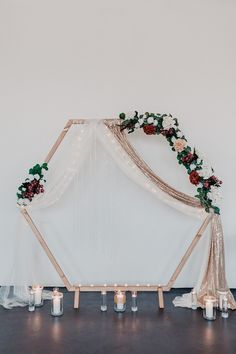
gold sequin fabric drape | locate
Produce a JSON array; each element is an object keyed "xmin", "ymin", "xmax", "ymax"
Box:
[
  {"xmin": 104, "ymin": 119, "xmax": 236, "ymax": 309},
  {"xmin": 197, "ymin": 214, "xmax": 236, "ymax": 308}
]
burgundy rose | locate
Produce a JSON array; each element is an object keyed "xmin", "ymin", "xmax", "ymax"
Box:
[
  {"xmin": 204, "ymin": 180, "xmax": 210, "ymax": 189},
  {"xmin": 189, "ymin": 171, "xmax": 200, "ymax": 185},
  {"xmin": 182, "ymin": 153, "xmax": 194, "ymax": 164},
  {"xmin": 166, "ymin": 128, "xmax": 175, "ymax": 137},
  {"xmin": 160, "ymin": 128, "xmax": 175, "ymax": 137},
  {"xmin": 210, "ymin": 175, "xmax": 222, "ymax": 186},
  {"xmin": 22, "ymin": 178, "xmax": 45, "ymax": 201},
  {"xmin": 143, "ymin": 125, "xmax": 156, "ymax": 135}
]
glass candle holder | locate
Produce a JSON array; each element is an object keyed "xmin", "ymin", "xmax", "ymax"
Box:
[
  {"xmin": 32, "ymin": 285, "xmax": 43, "ymax": 307},
  {"xmin": 191, "ymin": 290, "xmax": 197, "ymax": 310},
  {"xmin": 101, "ymin": 291, "xmax": 107, "ymax": 312},
  {"xmin": 217, "ymin": 290, "xmax": 228, "ymax": 311},
  {"xmin": 221, "ymin": 297, "xmax": 229, "ymax": 319},
  {"xmin": 114, "ymin": 290, "xmax": 126, "ymax": 313},
  {"xmin": 51, "ymin": 288, "xmax": 63, "ymax": 317},
  {"xmin": 131, "ymin": 291, "xmax": 138, "ymax": 312},
  {"xmin": 28, "ymin": 288, "xmax": 35, "ymax": 312},
  {"xmin": 203, "ymin": 296, "xmax": 217, "ymax": 321}
]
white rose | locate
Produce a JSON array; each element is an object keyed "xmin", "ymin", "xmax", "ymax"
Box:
[
  {"xmin": 197, "ymin": 158, "xmax": 202, "ymax": 164},
  {"xmin": 162, "ymin": 115, "xmax": 176, "ymax": 130},
  {"xmin": 177, "ymin": 131, "xmax": 182, "ymax": 138},
  {"xmin": 34, "ymin": 174, "xmax": 40, "ymax": 180},
  {"xmin": 135, "ymin": 123, "xmax": 140, "ymax": 129},
  {"xmin": 172, "ymin": 137, "xmax": 177, "ymax": 144},
  {"xmin": 190, "ymin": 164, "xmax": 195, "ymax": 171},
  {"xmin": 147, "ymin": 117, "xmax": 154, "ymax": 124},
  {"xmin": 153, "ymin": 120, "xmax": 158, "ymax": 126},
  {"xmin": 198, "ymin": 165, "xmax": 213, "ymax": 179},
  {"xmin": 138, "ymin": 118, "xmax": 144, "ymax": 125},
  {"xmin": 207, "ymin": 186, "xmax": 222, "ymax": 207},
  {"xmin": 195, "ymin": 149, "xmax": 206, "ymax": 162},
  {"xmin": 126, "ymin": 111, "xmax": 136, "ymax": 119}
]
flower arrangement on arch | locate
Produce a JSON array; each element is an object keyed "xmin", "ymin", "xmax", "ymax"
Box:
[
  {"xmin": 17, "ymin": 163, "xmax": 48, "ymax": 206},
  {"xmin": 119, "ymin": 111, "xmax": 222, "ymax": 214}
]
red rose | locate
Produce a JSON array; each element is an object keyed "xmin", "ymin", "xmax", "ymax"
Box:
[
  {"xmin": 143, "ymin": 125, "xmax": 156, "ymax": 135},
  {"xmin": 189, "ymin": 171, "xmax": 200, "ymax": 185}
]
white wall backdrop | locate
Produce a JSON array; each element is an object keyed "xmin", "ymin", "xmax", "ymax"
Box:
[{"xmin": 0, "ymin": 0, "xmax": 236, "ymax": 286}]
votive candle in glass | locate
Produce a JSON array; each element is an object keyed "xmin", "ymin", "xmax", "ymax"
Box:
[
  {"xmin": 217, "ymin": 290, "xmax": 228, "ymax": 311},
  {"xmin": 131, "ymin": 291, "xmax": 138, "ymax": 312},
  {"xmin": 191, "ymin": 290, "xmax": 197, "ymax": 310},
  {"xmin": 101, "ymin": 290, "xmax": 107, "ymax": 312},
  {"xmin": 32, "ymin": 285, "xmax": 43, "ymax": 307},
  {"xmin": 51, "ymin": 288, "xmax": 63, "ymax": 317},
  {"xmin": 221, "ymin": 297, "xmax": 229, "ymax": 319},
  {"xmin": 28, "ymin": 288, "xmax": 35, "ymax": 312},
  {"xmin": 203, "ymin": 296, "xmax": 216, "ymax": 321},
  {"xmin": 114, "ymin": 290, "xmax": 126, "ymax": 312}
]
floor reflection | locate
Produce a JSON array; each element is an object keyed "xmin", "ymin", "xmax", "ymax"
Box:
[
  {"xmin": 203, "ymin": 323, "xmax": 215, "ymax": 347},
  {"xmin": 26, "ymin": 311, "xmax": 43, "ymax": 332},
  {"xmin": 51, "ymin": 318, "xmax": 62, "ymax": 343}
]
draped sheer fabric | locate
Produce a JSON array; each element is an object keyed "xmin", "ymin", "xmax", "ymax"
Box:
[{"xmin": 1, "ymin": 119, "xmax": 235, "ymax": 309}]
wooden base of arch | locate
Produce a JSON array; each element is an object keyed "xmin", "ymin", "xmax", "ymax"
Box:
[{"xmin": 20, "ymin": 207, "xmax": 212, "ymax": 310}]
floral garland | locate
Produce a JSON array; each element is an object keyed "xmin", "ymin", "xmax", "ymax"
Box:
[
  {"xmin": 17, "ymin": 163, "xmax": 48, "ymax": 206},
  {"xmin": 119, "ymin": 111, "xmax": 222, "ymax": 214}
]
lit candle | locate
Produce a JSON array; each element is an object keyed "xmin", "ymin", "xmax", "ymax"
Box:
[
  {"xmin": 203, "ymin": 296, "xmax": 216, "ymax": 320},
  {"xmin": 221, "ymin": 297, "xmax": 229, "ymax": 319},
  {"xmin": 217, "ymin": 290, "xmax": 228, "ymax": 311},
  {"xmin": 51, "ymin": 288, "xmax": 63, "ymax": 317},
  {"xmin": 206, "ymin": 299, "xmax": 213, "ymax": 318},
  {"xmin": 116, "ymin": 291, "xmax": 124, "ymax": 310},
  {"xmin": 191, "ymin": 290, "xmax": 197, "ymax": 310},
  {"xmin": 131, "ymin": 291, "xmax": 138, "ymax": 312},
  {"xmin": 101, "ymin": 290, "xmax": 107, "ymax": 312},
  {"xmin": 114, "ymin": 290, "xmax": 126, "ymax": 312},
  {"xmin": 28, "ymin": 289, "xmax": 35, "ymax": 312},
  {"xmin": 53, "ymin": 294, "xmax": 61, "ymax": 315},
  {"xmin": 32, "ymin": 285, "xmax": 43, "ymax": 306}
]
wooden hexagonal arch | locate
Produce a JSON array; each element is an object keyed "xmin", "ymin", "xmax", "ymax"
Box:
[{"xmin": 20, "ymin": 119, "xmax": 212, "ymax": 309}]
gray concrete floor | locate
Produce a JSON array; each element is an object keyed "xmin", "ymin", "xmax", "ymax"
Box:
[{"xmin": 0, "ymin": 288, "xmax": 235, "ymax": 354}]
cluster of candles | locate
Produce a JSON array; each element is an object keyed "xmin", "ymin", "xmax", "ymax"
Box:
[
  {"xmin": 28, "ymin": 286, "xmax": 229, "ymax": 319},
  {"xmin": 28, "ymin": 286, "xmax": 63, "ymax": 317},
  {"xmin": 28, "ymin": 286, "xmax": 136, "ymax": 316},
  {"xmin": 191, "ymin": 289, "xmax": 229, "ymax": 320},
  {"xmin": 101, "ymin": 290, "xmax": 138, "ymax": 313}
]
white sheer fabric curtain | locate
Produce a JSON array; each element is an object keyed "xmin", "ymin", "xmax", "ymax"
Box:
[
  {"xmin": 98, "ymin": 122, "xmax": 211, "ymax": 308},
  {"xmin": 0, "ymin": 123, "xmax": 93, "ymax": 308},
  {"xmin": 28, "ymin": 122, "xmax": 93, "ymax": 210},
  {"xmin": 0, "ymin": 120, "xmax": 211, "ymax": 308}
]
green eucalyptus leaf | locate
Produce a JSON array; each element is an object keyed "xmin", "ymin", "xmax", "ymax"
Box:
[{"xmin": 119, "ymin": 113, "xmax": 126, "ymax": 120}]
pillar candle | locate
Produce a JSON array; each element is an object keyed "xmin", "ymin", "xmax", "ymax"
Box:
[
  {"xmin": 205, "ymin": 299, "xmax": 214, "ymax": 318},
  {"xmin": 53, "ymin": 295, "xmax": 61, "ymax": 315},
  {"xmin": 33, "ymin": 285, "xmax": 43, "ymax": 306}
]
